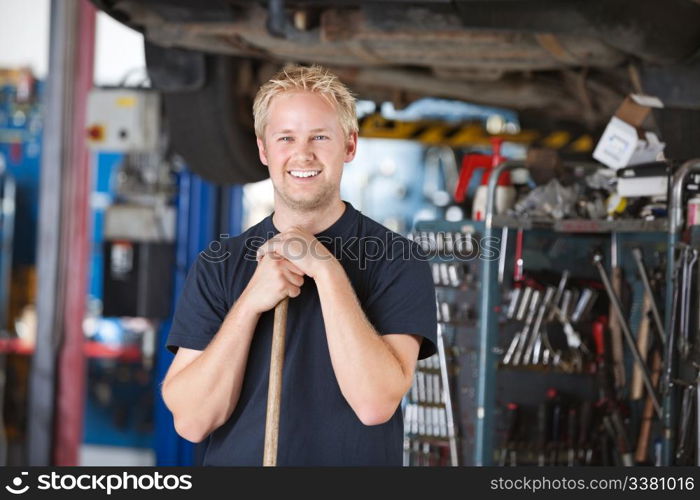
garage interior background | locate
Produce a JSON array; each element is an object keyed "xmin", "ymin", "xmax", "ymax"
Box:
[{"xmin": 0, "ymin": 0, "xmax": 699, "ymax": 467}]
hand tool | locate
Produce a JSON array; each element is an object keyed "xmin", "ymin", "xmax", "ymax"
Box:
[
  {"xmin": 263, "ymin": 297, "xmax": 289, "ymax": 466},
  {"xmin": 417, "ymin": 371, "xmax": 426, "ymax": 403},
  {"xmin": 600, "ymin": 420, "xmax": 611, "ymax": 466},
  {"xmin": 439, "ymin": 407, "xmax": 447, "ymax": 438},
  {"xmin": 610, "ymin": 411, "xmax": 634, "ymax": 466},
  {"xmin": 547, "ymin": 389, "xmax": 562, "ymax": 465},
  {"xmin": 537, "ymin": 287, "xmax": 569, "ymax": 367},
  {"xmin": 440, "ymin": 301, "xmax": 451, "ymax": 323},
  {"xmin": 654, "ymin": 438, "xmax": 663, "ymax": 466},
  {"xmin": 532, "ymin": 333, "xmax": 543, "ymax": 366},
  {"xmin": 498, "ymin": 227, "xmax": 508, "ymax": 284},
  {"xmin": 436, "ymin": 323, "xmax": 459, "ymax": 465},
  {"xmin": 506, "ymin": 286, "xmax": 522, "ymax": 320},
  {"xmin": 419, "ymin": 231, "xmax": 429, "ymax": 253},
  {"xmin": 456, "ymin": 231, "xmax": 474, "ymax": 257},
  {"xmin": 514, "ymin": 228, "xmax": 524, "ymax": 282},
  {"xmin": 502, "ymin": 288, "xmax": 534, "ymax": 365},
  {"xmin": 608, "ymin": 234, "xmax": 626, "ymax": 388},
  {"xmin": 403, "ymin": 435, "xmax": 411, "ymax": 466},
  {"xmin": 675, "ymin": 382, "xmax": 696, "ymax": 464},
  {"xmin": 577, "ymin": 400, "xmax": 593, "ymax": 465},
  {"xmin": 635, "ymin": 350, "xmax": 662, "ymax": 463},
  {"xmin": 410, "ymin": 377, "xmax": 419, "ymax": 402},
  {"xmin": 593, "ymin": 252, "xmax": 661, "ymax": 417},
  {"xmin": 516, "ymin": 286, "xmax": 533, "ymax": 321},
  {"xmin": 560, "ymin": 289, "xmax": 572, "ymax": 319},
  {"xmin": 548, "ymin": 271, "xmax": 570, "ymax": 322},
  {"xmin": 433, "ymin": 373, "xmax": 442, "ymax": 404},
  {"xmin": 661, "ymin": 250, "xmax": 684, "ymax": 462},
  {"xmin": 425, "ymin": 405, "xmax": 434, "ymax": 436},
  {"xmin": 444, "ymin": 231, "xmax": 454, "ymax": 255},
  {"xmin": 425, "ymin": 372, "xmax": 433, "ymax": 403},
  {"xmin": 436, "ymin": 231, "xmax": 444, "ymax": 254},
  {"xmin": 431, "ymin": 263, "xmax": 440, "ymax": 285},
  {"xmin": 448, "ymin": 264, "xmax": 460, "ymax": 287},
  {"xmin": 411, "ymin": 404, "xmax": 419, "ymax": 435},
  {"xmin": 537, "ymin": 399, "xmax": 548, "ymax": 466},
  {"xmin": 631, "ymin": 248, "xmax": 666, "ymax": 345},
  {"xmin": 566, "ymin": 407, "xmax": 577, "ymax": 466},
  {"xmin": 498, "ymin": 402, "xmax": 519, "ymax": 466},
  {"xmin": 631, "ymin": 293, "xmax": 652, "ymax": 400},
  {"xmin": 696, "ymin": 373, "xmax": 700, "ymax": 466},
  {"xmin": 662, "ymin": 248, "xmax": 684, "ymax": 396},
  {"xmin": 439, "ymin": 262, "xmax": 450, "ymax": 287},
  {"xmin": 411, "ymin": 440, "xmax": 421, "ymax": 465},
  {"xmin": 512, "ymin": 290, "xmax": 542, "ymax": 366},
  {"xmin": 678, "ymin": 247, "xmax": 698, "ymax": 359},
  {"xmin": 571, "ymin": 288, "xmax": 597, "ymax": 324},
  {"xmin": 523, "ymin": 286, "xmax": 556, "ymax": 365},
  {"xmin": 404, "ymin": 403, "xmax": 415, "ymax": 435},
  {"xmin": 418, "ymin": 405, "xmax": 426, "ymax": 436},
  {"xmin": 602, "ymin": 415, "xmax": 621, "ymax": 465}
]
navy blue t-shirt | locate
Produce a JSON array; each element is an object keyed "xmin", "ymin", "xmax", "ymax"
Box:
[{"xmin": 166, "ymin": 201, "xmax": 437, "ymax": 466}]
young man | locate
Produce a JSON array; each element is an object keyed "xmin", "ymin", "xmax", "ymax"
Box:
[{"xmin": 162, "ymin": 65, "xmax": 437, "ymax": 466}]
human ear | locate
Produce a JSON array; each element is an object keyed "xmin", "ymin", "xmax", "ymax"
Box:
[
  {"xmin": 256, "ymin": 137, "xmax": 269, "ymax": 166},
  {"xmin": 344, "ymin": 132, "xmax": 358, "ymax": 162}
]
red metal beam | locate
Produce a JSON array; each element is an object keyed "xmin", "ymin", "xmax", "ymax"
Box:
[{"xmin": 53, "ymin": 0, "xmax": 95, "ymax": 466}]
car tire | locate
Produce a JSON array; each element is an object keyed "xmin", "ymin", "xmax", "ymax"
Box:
[
  {"xmin": 155, "ymin": 52, "xmax": 268, "ymax": 185},
  {"xmin": 654, "ymin": 107, "xmax": 700, "ymax": 162}
]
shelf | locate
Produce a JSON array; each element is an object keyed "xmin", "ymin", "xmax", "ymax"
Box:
[
  {"xmin": 493, "ymin": 215, "xmax": 668, "ymax": 233},
  {"xmin": 497, "ymin": 363, "xmax": 595, "ymax": 376},
  {"xmin": 417, "ymin": 216, "xmax": 669, "ymax": 234},
  {"xmin": 0, "ymin": 339, "xmax": 142, "ymax": 361},
  {"xmin": 84, "ymin": 341, "xmax": 142, "ymax": 362},
  {"xmin": 0, "ymin": 337, "xmax": 34, "ymax": 355}
]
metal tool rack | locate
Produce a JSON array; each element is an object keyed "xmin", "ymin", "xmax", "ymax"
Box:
[{"xmin": 413, "ymin": 159, "xmax": 700, "ymax": 465}]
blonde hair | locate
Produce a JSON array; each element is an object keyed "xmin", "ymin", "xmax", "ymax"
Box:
[{"xmin": 253, "ymin": 64, "xmax": 358, "ymax": 140}]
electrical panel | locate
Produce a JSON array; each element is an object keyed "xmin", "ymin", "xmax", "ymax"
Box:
[{"xmin": 86, "ymin": 89, "xmax": 160, "ymax": 152}]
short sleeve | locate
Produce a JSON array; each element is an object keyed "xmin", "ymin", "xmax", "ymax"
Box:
[
  {"xmin": 363, "ymin": 243, "xmax": 437, "ymax": 359},
  {"xmin": 166, "ymin": 255, "xmax": 229, "ymax": 354}
]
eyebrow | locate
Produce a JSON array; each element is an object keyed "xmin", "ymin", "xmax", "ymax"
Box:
[{"xmin": 272, "ymin": 128, "xmax": 330, "ymax": 135}]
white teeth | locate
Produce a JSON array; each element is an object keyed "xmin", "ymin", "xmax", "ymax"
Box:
[{"xmin": 289, "ymin": 170, "xmax": 319, "ymax": 178}]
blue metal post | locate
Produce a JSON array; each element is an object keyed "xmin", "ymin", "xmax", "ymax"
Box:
[
  {"xmin": 154, "ymin": 172, "xmax": 244, "ymax": 465},
  {"xmin": 475, "ymin": 160, "xmax": 523, "ymax": 465}
]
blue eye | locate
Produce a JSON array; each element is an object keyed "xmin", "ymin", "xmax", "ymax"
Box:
[
  {"xmin": 313, "ymin": 135, "xmax": 329, "ymax": 140},
  {"xmin": 278, "ymin": 136, "xmax": 293, "ymax": 142}
]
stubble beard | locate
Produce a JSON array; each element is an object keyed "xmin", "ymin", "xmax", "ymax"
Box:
[{"xmin": 275, "ymin": 178, "xmax": 337, "ymax": 212}]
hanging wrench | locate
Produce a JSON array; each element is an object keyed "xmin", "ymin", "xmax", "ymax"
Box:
[
  {"xmin": 632, "ymin": 248, "xmax": 666, "ymax": 345},
  {"xmin": 512, "ymin": 290, "xmax": 542, "ymax": 366},
  {"xmin": 523, "ymin": 286, "xmax": 556, "ymax": 365},
  {"xmin": 679, "ymin": 247, "xmax": 698, "ymax": 360},
  {"xmin": 593, "ymin": 252, "xmax": 662, "ymax": 417}
]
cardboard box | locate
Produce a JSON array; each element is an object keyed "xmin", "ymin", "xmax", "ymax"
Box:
[{"xmin": 593, "ymin": 94, "xmax": 666, "ymax": 170}]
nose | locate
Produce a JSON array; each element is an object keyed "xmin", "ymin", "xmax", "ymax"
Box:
[{"xmin": 292, "ymin": 140, "xmax": 315, "ymax": 163}]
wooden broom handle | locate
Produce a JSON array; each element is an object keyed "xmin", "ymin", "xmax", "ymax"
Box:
[{"xmin": 263, "ymin": 297, "xmax": 289, "ymax": 466}]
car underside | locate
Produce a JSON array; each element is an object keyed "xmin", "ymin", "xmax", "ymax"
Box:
[{"xmin": 92, "ymin": 0, "xmax": 700, "ymax": 184}]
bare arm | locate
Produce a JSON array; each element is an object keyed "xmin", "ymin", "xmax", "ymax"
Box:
[
  {"xmin": 314, "ymin": 260, "xmax": 421, "ymax": 426},
  {"xmin": 162, "ymin": 255, "xmax": 305, "ymax": 442},
  {"xmin": 162, "ymin": 299, "xmax": 260, "ymax": 442}
]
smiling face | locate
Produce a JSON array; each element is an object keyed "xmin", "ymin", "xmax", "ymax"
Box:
[{"xmin": 257, "ymin": 91, "xmax": 358, "ymax": 213}]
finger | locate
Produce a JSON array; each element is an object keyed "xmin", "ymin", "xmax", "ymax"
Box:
[
  {"xmin": 256, "ymin": 236, "xmax": 283, "ymax": 260},
  {"xmin": 288, "ymin": 285, "xmax": 301, "ymax": 298},
  {"xmin": 257, "ymin": 242, "xmax": 283, "ymax": 261},
  {"xmin": 282, "ymin": 267, "xmax": 304, "ymax": 287},
  {"xmin": 283, "ymin": 259, "xmax": 305, "ymax": 276}
]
